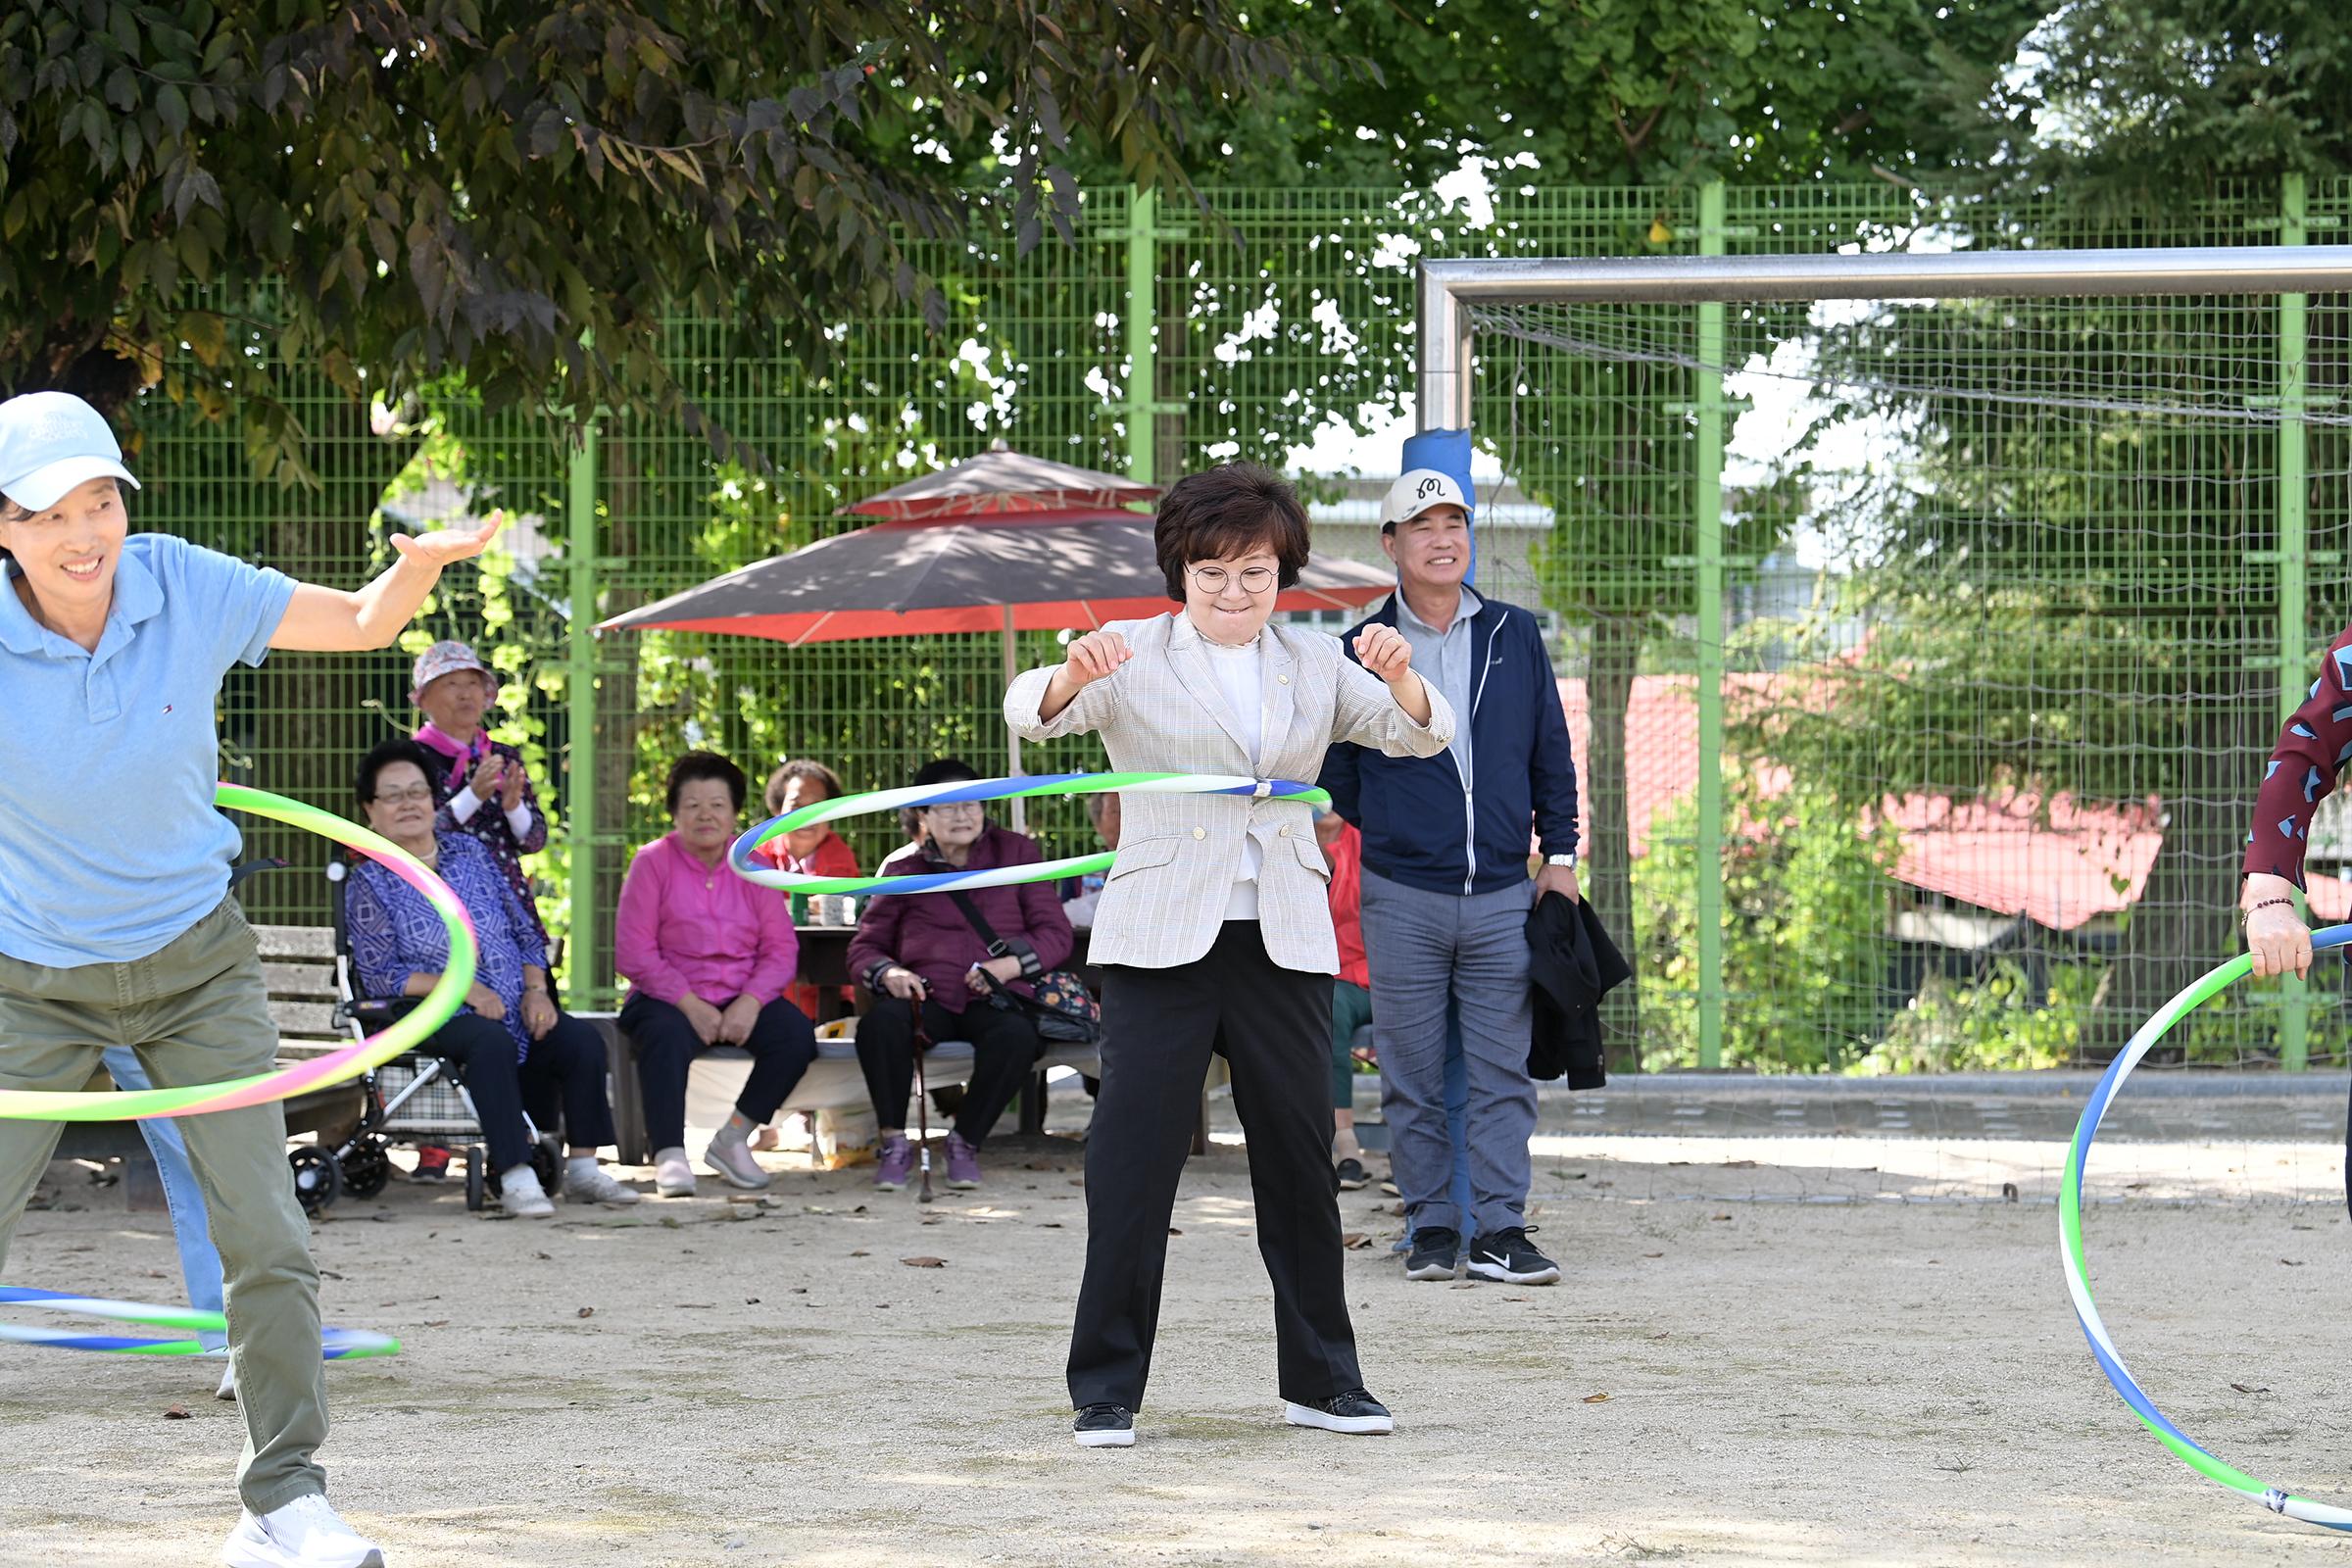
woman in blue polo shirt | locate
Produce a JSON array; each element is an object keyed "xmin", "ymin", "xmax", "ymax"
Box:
[{"xmin": 0, "ymin": 390, "xmax": 500, "ymax": 1568}]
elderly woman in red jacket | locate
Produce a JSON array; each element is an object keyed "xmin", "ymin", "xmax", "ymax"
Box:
[{"xmin": 847, "ymin": 757, "xmax": 1074, "ymax": 1193}]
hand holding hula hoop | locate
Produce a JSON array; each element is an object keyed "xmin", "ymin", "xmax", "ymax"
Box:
[
  {"xmin": 730, "ymin": 771, "xmax": 1331, "ymax": 897},
  {"xmin": 2062, "ymin": 923, "xmax": 2352, "ymax": 1531},
  {"xmin": 0, "ymin": 783, "xmax": 478, "ymax": 1123}
]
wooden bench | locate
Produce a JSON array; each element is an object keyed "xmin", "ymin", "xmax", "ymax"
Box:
[{"xmin": 54, "ymin": 924, "xmax": 367, "ymax": 1203}]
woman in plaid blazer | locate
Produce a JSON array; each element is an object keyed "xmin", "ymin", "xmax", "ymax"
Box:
[{"xmin": 1005, "ymin": 461, "xmax": 1455, "ymax": 1449}]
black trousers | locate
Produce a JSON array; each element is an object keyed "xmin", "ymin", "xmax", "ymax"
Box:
[
  {"xmin": 1066, "ymin": 921, "xmax": 1364, "ymax": 1412},
  {"xmin": 619, "ymin": 992, "xmax": 816, "ymax": 1152},
  {"xmin": 855, "ymin": 995, "xmax": 1043, "ymax": 1147},
  {"xmin": 426, "ymin": 1011, "xmax": 616, "ymax": 1173}
]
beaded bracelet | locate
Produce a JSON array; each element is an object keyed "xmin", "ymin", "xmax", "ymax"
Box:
[{"xmin": 2242, "ymin": 896, "xmax": 2295, "ymax": 927}]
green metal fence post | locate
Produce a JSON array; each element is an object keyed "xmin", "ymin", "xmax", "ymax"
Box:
[
  {"xmin": 1695, "ymin": 182, "xmax": 1728, "ymax": 1070},
  {"xmin": 2279, "ymin": 172, "xmax": 2312, "ymax": 1070},
  {"xmin": 564, "ymin": 417, "xmax": 602, "ymax": 1014},
  {"xmin": 1126, "ymin": 186, "xmax": 1159, "ymax": 485}
]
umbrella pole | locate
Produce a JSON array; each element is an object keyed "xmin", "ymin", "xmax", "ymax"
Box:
[{"xmin": 1003, "ymin": 607, "xmax": 1027, "ymax": 833}]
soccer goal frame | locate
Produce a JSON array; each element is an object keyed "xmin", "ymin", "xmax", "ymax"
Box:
[{"xmin": 1419, "ymin": 230, "xmax": 2352, "ymax": 1072}]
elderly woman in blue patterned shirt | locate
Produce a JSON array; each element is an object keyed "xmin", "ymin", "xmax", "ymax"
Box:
[{"xmin": 346, "ymin": 738, "xmax": 641, "ymax": 1215}]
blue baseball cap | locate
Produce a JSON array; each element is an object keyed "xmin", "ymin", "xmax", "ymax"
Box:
[{"xmin": 0, "ymin": 392, "xmax": 141, "ymax": 513}]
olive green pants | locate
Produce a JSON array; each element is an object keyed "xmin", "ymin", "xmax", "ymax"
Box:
[{"xmin": 0, "ymin": 899, "xmax": 328, "ymax": 1512}]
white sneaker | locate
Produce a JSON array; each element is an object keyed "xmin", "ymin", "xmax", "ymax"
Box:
[
  {"xmin": 498, "ymin": 1165, "xmax": 555, "ymax": 1218},
  {"xmin": 653, "ymin": 1147, "xmax": 697, "ymax": 1198},
  {"xmin": 702, "ymin": 1125, "xmax": 773, "ymax": 1191},
  {"xmin": 563, "ymin": 1163, "xmax": 643, "ymax": 1206},
  {"xmin": 216, "ymin": 1357, "xmax": 238, "ymax": 1401},
  {"xmin": 222, "ymin": 1494, "xmax": 385, "ymax": 1568}
]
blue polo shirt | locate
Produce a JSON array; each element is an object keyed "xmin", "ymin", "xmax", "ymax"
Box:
[{"xmin": 0, "ymin": 534, "xmax": 295, "ymax": 966}]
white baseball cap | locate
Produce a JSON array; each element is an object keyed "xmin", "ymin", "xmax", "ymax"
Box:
[
  {"xmin": 0, "ymin": 391, "xmax": 141, "ymax": 513},
  {"xmin": 1380, "ymin": 468, "xmax": 1471, "ymax": 529}
]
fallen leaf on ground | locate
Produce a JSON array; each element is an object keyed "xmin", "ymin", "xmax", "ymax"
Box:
[
  {"xmin": 1710, "ymin": 1214, "xmax": 1732, "ymax": 1222},
  {"xmin": 2281, "ymin": 1258, "xmax": 2306, "ymax": 1267},
  {"xmin": 422, "ymin": 1319, "xmax": 450, "ymax": 1329},
  {"xmin": 901, "ymin": 1256, "xmax": 947, "ymax": 1268},
  {"xmin": 2231, "ymin": 1383, "xmax": 2272, "ymax": 1394},
  {"xmin": 163, "ymin": 1404, "xmax": 191, "ymax": 1420},
  {"xmin": 850, "ymin": 1250, "xmax": 869, "ymax": 1257},
  {"xmin": 575, "ymin": 1306, "xmax": 595, "ymax": 1319},
  {"xmin": 1582, "ymin": 1393, "xmax": 1610, "ymax": 1404},
  {"xmin": 1642, "ymin": 1251, "xmax": 1664, "ymax": 1258},
  {"xmin": 1342, "ymin": 1233, "xmax": 1372, "ymax": 1250}
]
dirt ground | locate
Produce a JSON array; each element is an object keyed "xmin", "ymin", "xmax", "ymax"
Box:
[{"xmin": 7, "ymin": 1118, "xmax": 2352, "ymax": 1568}]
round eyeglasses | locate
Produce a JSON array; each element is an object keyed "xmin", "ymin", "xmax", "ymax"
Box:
[{"xmin": 1187, "ymin": 564, "xmax": 1278, "ymax": 596}]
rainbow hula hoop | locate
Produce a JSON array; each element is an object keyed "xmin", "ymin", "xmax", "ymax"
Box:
[
  {"xmin": 730, "ymin": 771, "xmax": 1331, "ymax": 896},
  {"xmin": 0, "ymin": 783, "xmax": 478, "ymax": 1122},
  {"xmin": 2061, "ymin": 922, "xmax": 2352, "ymax": 1530},
  {"xmin": 0, "ymin": 1286, "xmax": 399, "ymax": 1359}
]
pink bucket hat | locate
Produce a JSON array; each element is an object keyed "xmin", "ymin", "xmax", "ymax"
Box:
[{"xmin": 409, "ymin": 640, "xmax": 496, "ymax": 704}]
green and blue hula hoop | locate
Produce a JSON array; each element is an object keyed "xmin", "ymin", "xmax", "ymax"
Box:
[
  {"xmin": 2061, "ymin": 923, "xmax": 2352, "ymax": 1529},
  {"xmin": 0, "ymin": 1287, "xmax": 398, "ymax": 1359},
  {"xmin": 0, "ymin": 782, "xmax": 470, "ymax": 1360},
  {"xmin": 730, "ymin": 770, "xmax": 1332, "ymax": 895},
  {"xmin": 0, "ymin": 783, "xmax": 477, "ymax": 1123}
]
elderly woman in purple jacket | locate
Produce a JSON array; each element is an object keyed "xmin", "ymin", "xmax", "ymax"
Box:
[{"xmin": 847, "ymin": 757, "xmax": 1074, "ymax": 1192}]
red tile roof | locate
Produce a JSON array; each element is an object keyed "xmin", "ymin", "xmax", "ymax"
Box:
[{"xmin": 1556, "ymin": 674, "xmax": 2348, "ymax": 930}]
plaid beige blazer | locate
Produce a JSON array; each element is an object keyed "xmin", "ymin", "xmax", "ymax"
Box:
[{"xmin": 1004, "ymin": 611, "xmax": 1454, "ymax": 973}]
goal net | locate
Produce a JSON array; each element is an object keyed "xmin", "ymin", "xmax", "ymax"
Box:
[{"xmin": 1449, "ymin": 250, "xmax": 2352, "ymax": 1205}]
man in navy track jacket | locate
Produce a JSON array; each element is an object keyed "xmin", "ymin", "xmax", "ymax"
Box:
[{"xmin": 1320, "ymin": 468, "xmax": 1581, "ymax": 1288}]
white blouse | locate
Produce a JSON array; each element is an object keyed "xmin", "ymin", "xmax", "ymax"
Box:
[{"xmin": 1202, "ymin": 633, "xmax": 1266, "ymax": 920}]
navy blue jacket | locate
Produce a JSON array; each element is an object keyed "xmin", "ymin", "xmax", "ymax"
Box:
[{"xmin": 1320, "ymin": 591, "xmax": 1579, "ymax": 897}]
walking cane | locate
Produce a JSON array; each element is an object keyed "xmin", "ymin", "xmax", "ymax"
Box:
[{"xmin": 908, "ymin": 996, "xmax": 935, "ymax": 1204}]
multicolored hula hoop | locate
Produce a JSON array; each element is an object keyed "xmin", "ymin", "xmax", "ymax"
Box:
[
  {"xmin": 730, "ymin": 771, "xmax": 1332, "ymax": 896},
  {"xmin": 0, "ymin": 1286, "xmax": 399, "ymax": 1359},
  {"xmin": 2061, "ymin": 923, "xmax": 2352, "ymax": 1530},
  {"xmin": 0, "ymin": 783, "xmax": 477, "ymax": 1123}
]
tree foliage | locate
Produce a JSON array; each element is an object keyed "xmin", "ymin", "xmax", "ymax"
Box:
[
  {"xmin": 1195, "ymin": 0, "xmax": 2044, "ymax": 188},
  {"xmin": 1983, "ymin": 0, "xmax": 2352, "ymax": 206},
  {"xmin": 0, "ymin": 0, "xmax": 1326, "ymax": 480}
]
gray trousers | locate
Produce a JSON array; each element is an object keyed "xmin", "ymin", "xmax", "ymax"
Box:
[
  {"xmin": 0, "ymin": 900, "xmax": 329, "ymax": 1513},
  {"xmin": 1360, "ymin": 868, "xmax": 1537, "ymax": 1238}
]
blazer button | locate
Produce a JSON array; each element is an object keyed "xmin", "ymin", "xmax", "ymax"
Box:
[
  {"xmin": 1193, "ymin": 826, "xmax": 1206, "ymax": 840},
  {"xmin": 1278, "ymin": 673, "xmax": 1290, "ymax": 685}
]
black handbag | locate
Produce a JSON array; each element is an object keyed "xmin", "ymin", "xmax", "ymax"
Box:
[{"xmin": 945, "ymin": 890, "xmax": 1101, "ymax": 1045}]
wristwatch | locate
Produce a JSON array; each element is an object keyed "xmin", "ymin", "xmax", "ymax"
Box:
[{"xmin": 1544, "ymin": 853, "xmax": 1578, "ymax": 869}]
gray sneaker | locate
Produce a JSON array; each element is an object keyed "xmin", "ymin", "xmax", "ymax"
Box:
[
  {"xmin": 703, "ymin": 1125, "xmax": 773, "ymax": 1191},
  {"xmin": 564, "ymin": 1163, "xmax": 644, "ymax": 1206}
]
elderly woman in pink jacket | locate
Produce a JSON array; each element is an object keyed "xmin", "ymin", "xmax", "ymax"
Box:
[{"xmin": 616, "ymin": 751, "xmax": 817, "ymax": 1197}]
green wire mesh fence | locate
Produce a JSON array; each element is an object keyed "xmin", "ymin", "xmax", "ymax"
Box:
[{"xmin": 130, "ymin": 177, "xmax": 2352, "ymax": 1072}]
